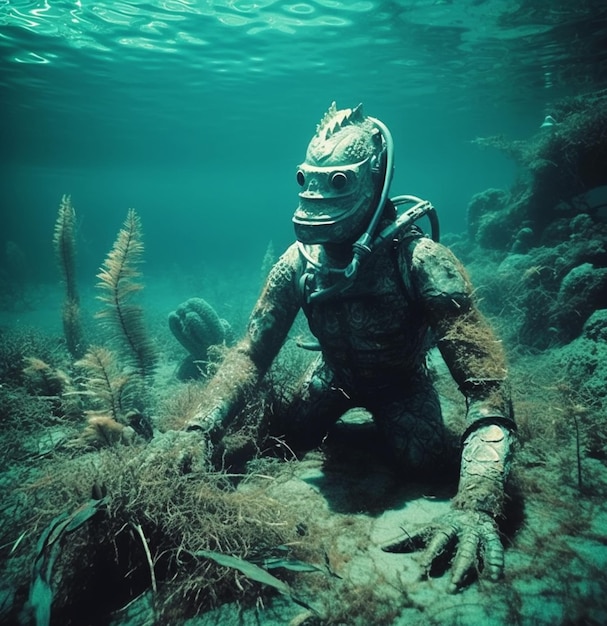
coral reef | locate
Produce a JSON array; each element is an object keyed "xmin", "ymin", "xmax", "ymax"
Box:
[
  {"xmin": 466, "ymin": 188, "xmax": 510, "ymax": 249},
  {"xmin": 470, "ymin": 225, "xmax": 607, "ymax": 350},
  {"xmin": 471, "ymin": 89, "xmax": 607, "ymax": 250},
  {"xmin": 559, "ymin": 309, "xmax": 607, "ymax": 403},
  {"xmin": 465, "ymin": 90, "xmax": 607, "ymax": 349}
]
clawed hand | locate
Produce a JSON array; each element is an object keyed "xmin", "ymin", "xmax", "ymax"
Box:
[{"xmin": 382, "ymin": 508, "xmax": 504, "ymax": 593}]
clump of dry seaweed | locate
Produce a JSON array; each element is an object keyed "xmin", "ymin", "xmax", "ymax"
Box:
[{"xmin": 1, "ymin": 439, "xmax": 323, "ymax": 624}]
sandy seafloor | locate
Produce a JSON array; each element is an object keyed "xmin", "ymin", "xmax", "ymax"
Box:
[{"xmin": 2, "ymin": 268, "xmax": 607, "ymax": 626}]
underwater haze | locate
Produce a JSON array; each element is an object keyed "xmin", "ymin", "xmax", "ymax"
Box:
[
  {"xmin": 2, "ymin": 0, "xmax": 606, "ymax": 282},
  {"xmin": 4, "ymin": 3, "xmax": 607, "ymax": 625}
]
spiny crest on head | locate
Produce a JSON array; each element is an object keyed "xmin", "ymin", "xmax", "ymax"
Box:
[{"xmin": 316, "ymin": 102, "xmax": 365, "ymax": 141}]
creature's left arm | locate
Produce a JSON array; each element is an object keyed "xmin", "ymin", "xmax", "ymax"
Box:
[
  {"xmin": 419, "ymin": 240, "xmax": 515, "ymax": 505},
  {"xmin": 431, "ymin": 297, "xmax": 516, "ymax": 586},
  {"xmin": 432, "ymin": 301, "xmax": 515, "ymax": 517},
  {"xmin": 385, "ymin": 237, "xmax": 515, "ymax": 590}
]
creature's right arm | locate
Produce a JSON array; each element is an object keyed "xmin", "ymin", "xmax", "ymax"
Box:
[{"xmin": 184, "ymin": 244, "xmax": 302, "ymax": 440}]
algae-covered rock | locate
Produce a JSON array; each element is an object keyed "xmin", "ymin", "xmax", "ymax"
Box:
[
  {"xmin": 467, "ymin": 188, "xmax": 508, "ymax": 235},
  {"xmin": 470, "ymin": 92, "xmax": 607, "ymax": 251},
  {"xmin": 557, "ymin": 309, "xmax": 607, "ymax": 402},
  {"xmin": 554, "ymin": 264, "xmax": 607, "ymax": 342}
]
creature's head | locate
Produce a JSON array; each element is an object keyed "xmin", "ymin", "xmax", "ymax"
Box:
[{"xmin": 292, "ymin": 102, "xmax": 390, "ymax": 245}]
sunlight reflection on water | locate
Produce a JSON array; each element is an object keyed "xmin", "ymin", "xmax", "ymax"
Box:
[
  {"xmin": 1, "ymin": 0, "xmax": 375, "ymax": 62},
  {"xmin": 1, "ymin": 0, "xmax": 605, "ymax": 155}
]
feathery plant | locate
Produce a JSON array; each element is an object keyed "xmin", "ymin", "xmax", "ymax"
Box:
[
  {"xmin": 53, "ymin": 195, "xmax": 85, "ymax": 359},
  {"xmin": 75, "ymin": 346, "xmax": 139, "ymax": 424},
  {"xmin": 96, "ymin": 208, "xmax": 157, "ymax": 381}
]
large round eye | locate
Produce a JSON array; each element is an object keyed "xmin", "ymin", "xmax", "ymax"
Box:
[
  {"xmin": 330, "ymin": 171, "xmax": 348, "ymax": 190},
  {"xmin": 296, "ymin": 170, "xmax": 306, "ymax": 186}
]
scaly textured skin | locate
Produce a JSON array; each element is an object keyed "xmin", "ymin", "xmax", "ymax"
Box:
[
  {"xmin": 382, "ymin": 423, "xmax": 513, "ymax": 591},
  {"xmin": 305, "ymin": 102, "xmax": 375, "ymax": 166},
  {"xmin": 180, "ymin": 104, "xmax": 515, "ymax": 590},
  {"xmin": 185, "ymin": 233, "xmax": 514, "ymax": 590}
]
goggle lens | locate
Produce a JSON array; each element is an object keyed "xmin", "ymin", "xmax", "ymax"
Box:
[{"xmin": 296, "ymin": 158, "xmax": 370, "ymax": 199}]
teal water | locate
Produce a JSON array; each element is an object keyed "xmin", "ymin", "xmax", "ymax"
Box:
[
  {"xmin": 1, "ymin": 0, "xmax": 607, "ymax": 280},
  {"xmin": 1, "ymin": 6, "xmax": 607, "ymax": 623}
]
